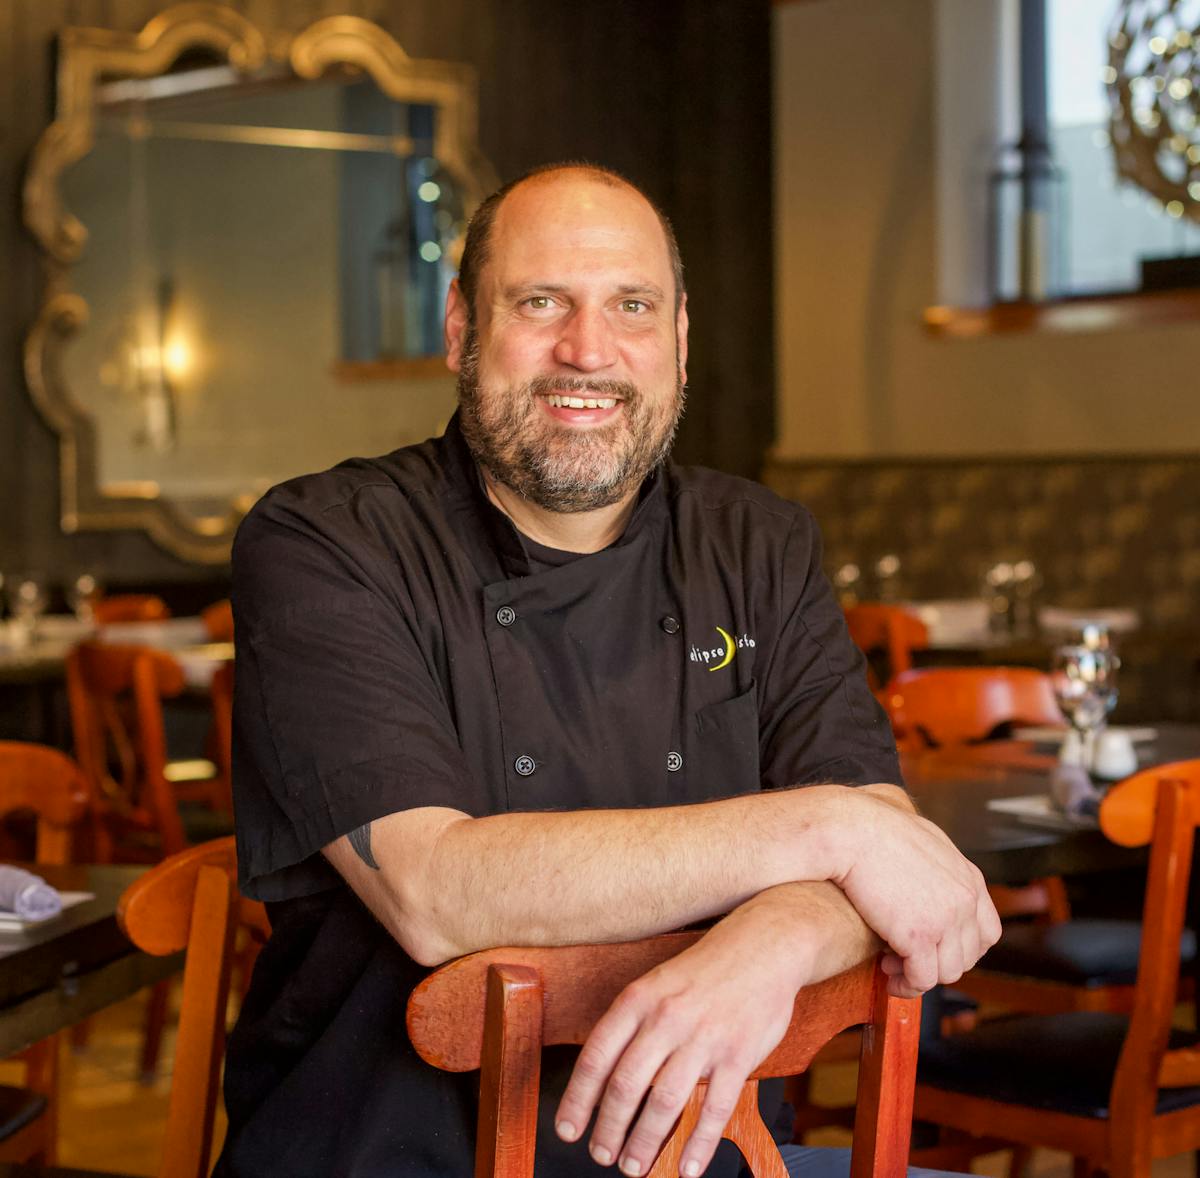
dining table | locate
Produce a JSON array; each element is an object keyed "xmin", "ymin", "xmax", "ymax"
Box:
[
  {"xmin": 0, "ymin": 862, "xmax": 179, "ymax": 1057},
  {"xmin": 903, "ymin": 722, "xmax": 1200, "ymax": 887},
  {"xmin": 0, "ymin": 614, "xmax": 232, "ymax": 748}
]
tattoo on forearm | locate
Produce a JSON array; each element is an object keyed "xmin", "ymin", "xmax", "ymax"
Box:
[{"xmin": 348, "ymin": 822, "xmax": 380, "ymax": 870}]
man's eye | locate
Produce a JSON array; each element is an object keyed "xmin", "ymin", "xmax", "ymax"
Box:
[
  {"xmin": 620, "ymin": 299, "xmax": 648, "ymax": 314},
  {"xmin": 524, "ymin": 296, "xmax": 553, "ymax": 310}
]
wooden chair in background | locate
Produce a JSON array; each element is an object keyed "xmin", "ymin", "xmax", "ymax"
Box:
[
  {"xmin": 67, "ymin": 643, "xmax": 190, "ymax": 863},
  {"xmin": 0, "ymin": 837, "xmax": 267, "ymax": 1178},
  {"xmin": 66, "ymin": 642, "xmax": 232, "ymax": 862},
  {"xmin": 408, "ymin": 938, "xmax": 920, "ymax": 1177},
  {"xmin": 0, "ymin": 744, "xmax": 88, "ymax": 1167},
  {"xmin": 91, "ymin": 596, "xmax": 171, "ymax": 626},
  {"xmin": 843, "ymin": 604, "xmax": 929, "ymax": 696},
  {"xmin": 208, "ymin": 662, "xmax": 234, "ymax": 818},
  {"xmin": 65, "ymin": 642, "xmax": 233, "ymax": 1077},
  {"xmin": 199, "ymin": 600, "xmax": 233, "ymax": 643},
  {"xmin": 886, "ymin": 665, "xmax": 1168, "ymax": 1018},
  {"xmin": 915, "ymin": 761, "xmax": 1200, "ymax": 1178},
  {"xmin": 883, "ymin": 665, "xmax": 1061, "ymax": 754}
]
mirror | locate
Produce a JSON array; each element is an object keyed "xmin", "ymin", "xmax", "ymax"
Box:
[{"xmin": 25, "ymin": 5, "xmax": 496, "ymax": 563}]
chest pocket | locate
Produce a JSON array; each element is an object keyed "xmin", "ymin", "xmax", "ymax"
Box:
[{"xmin": 688, "ymin": 683, "xmax": 760, "ymax": 799}]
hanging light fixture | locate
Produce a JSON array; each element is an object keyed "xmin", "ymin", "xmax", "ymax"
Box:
[{"xmin": 1107, "ymin": 0, "xmax": 1200, "ymax": 223}]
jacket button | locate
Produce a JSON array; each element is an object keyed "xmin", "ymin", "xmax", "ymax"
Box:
[
  {"xmin": 496, "ymin": 606, "xmax": 517, "ymax": 626},
  {"xmin": 514, "ymin": 755, "xmax": 537, "ymax": 776},
  {"xmin": 666, "ymin": 751, "xmax": 683, "ymax": 772},
  {"xmin": 660, "ymin": 616, "xmax": 680, "ymax": 634}
]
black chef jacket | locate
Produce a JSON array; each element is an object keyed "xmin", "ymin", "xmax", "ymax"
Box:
[{"xmin": 216, "ymin": 413, "xmax": 901, "ymax": 1178}]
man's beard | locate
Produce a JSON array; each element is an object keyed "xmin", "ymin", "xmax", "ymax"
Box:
[{"xmin": 456, "ymin": 326, "xmax": 686, "ymax": 514}]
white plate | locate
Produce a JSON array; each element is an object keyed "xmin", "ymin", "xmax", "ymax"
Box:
[
  {"xmin": 1037, "ymin": 606, "xmax": 1140, "ymax": 635},
  {"xmin": 0, "ymin": 891, "xmax": 94, "ymax": 932},
  {"xmin": 1013, "ymin": 725, "xmax": 1158, "ymax": 744}
]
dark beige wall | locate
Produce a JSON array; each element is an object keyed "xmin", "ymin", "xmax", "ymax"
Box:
[
  {"xmin": 1, "ymin": 0, "xmax": 774, "ymax": 588},
  {"xmin": 772, "ymin": 0, "xmax": 1200, "ymax": 460}
]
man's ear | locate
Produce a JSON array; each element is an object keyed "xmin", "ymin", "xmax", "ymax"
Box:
[
  {"xmin": 676, "ymin": 294, "xmax": 689, "ymax": 387},
  {"xmin": 444, "ymin": 279, "xmax": 469, "ymax": 373}
]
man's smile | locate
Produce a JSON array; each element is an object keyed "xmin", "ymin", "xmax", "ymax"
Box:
[
  {"xmin": 535, "ymin": 388, "xmax": 627, "ymax": 427},
  {"xmin": 542, "ymin": 393, "xmax": 618, "ymax": 410}
]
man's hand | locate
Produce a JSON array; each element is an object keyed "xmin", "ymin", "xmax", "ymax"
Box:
[
  {"xmin": 555, "ymin": 882, "xmax": 875, "ymax": 1177},
  {"xmin": 822, "ymin": 783, "xmax": 1001, "ymax": 997}
]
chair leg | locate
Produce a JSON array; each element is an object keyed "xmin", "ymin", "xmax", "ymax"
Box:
[
  {"xmin": 1008, "ymin": 1144, "xmax": 1033, "ymax": 1178},
  {"xmin": 69, "ymin": 1020, "xmax": 90, "ymax": 1052},
  {"xmin": 24, "ymin": 1035, "xmax": 57, "ymax": 1165},
  {"xmin": 140, "ymin": 980, "xmax": 172, "ymax": 1083}
]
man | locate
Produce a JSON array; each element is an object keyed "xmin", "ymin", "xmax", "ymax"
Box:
[{"xmin": 217, "ymin": 162, "xmax": 998, "ymax": 1178}]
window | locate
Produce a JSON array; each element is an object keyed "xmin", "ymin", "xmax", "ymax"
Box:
[{"xmin": 1048, "ymin": 0, "xmax": 1200, "ymax": 295}]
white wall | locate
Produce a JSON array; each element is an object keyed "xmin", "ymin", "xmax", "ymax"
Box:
[{"xmin": 772, "ymin": 0, "xmax": 1200, "ymax": 460}]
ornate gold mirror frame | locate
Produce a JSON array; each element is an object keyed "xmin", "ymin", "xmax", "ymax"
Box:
[{"xmin": 24, "ymin": 3, "xmax": 493, "ymax": 563}]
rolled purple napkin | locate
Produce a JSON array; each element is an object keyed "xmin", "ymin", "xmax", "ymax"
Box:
[
  {"xmin": 0, "ymin": 865, "xmax": 63, "ymax": 921},
  {"xmin": 1049, "ymin": 763, "xmax": 1103, "ymax": 819}
]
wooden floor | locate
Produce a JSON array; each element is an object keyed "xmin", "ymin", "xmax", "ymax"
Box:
[
  {"xmin": 1, "ymin": 995, "xmax": 1195, "ymax": 1176},
  {"xmin": 0, "ymin": 984, "xmax": 226, "ymax": 1176}
]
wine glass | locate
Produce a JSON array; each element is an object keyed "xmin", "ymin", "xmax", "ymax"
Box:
[
  {"xmin": 1051, "ymin": 640, "xmax": 1120, "ymax": 769},
  {"xmin": 66, "ymin": 572, "xmax": 103, "ymax": 624},
  {"xmin": 4, "ymin": 573, "xmax": 49, "ymax": 646}
]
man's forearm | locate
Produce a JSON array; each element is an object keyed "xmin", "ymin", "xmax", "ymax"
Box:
[
  {"xmin": 325, "ymin": 784, "xmax": 860, "ymax": 966},
  {"xmin": 716, "ymin": 879, "xmax": 883, "ymax": 990},
  {"xmin": 324, "ymin": 777, "xmax": 996, "ymax": 999}
]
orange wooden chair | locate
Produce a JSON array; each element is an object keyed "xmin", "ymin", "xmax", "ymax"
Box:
[
  {"xmin": 843, "ymin": 604, "xmax": 929, "ymax": 695},
  {"xmin": 66, "ymin": 642, "xmax": 192, "ymax": 863},
  {"xmin": 915, "ymin": 761, "xmax": 1200, "ymax": 1178},
  {"xmin": 208, "ymin": 661, "xmax": 234, "ymax": 818},
  {"xmin": 91, "ymin": 595, "xmax": 171, "ymax": 625},
  {"xmin": 883, "ymin": 665, "xmax": 1060, "ymax": 754},
  {"xmin": 0, "ymin": 838, "xmax": 267, "ymax": 1178},
  {"xmin": 200, "ymin": 599, "xmax": 234, "ymax": 643},
  {"xmin": 0, "ymin": 744, "xmax": 88, "ymax": 1167},
  {"xmin": 408, "ymin": 939, "xmax": 920, "ymax": 1177},
  {"xmin": 65, "ymin": 642, "xmax": 233, "ymax": 1077},
  {"xmin": 886, "ymin": 666, "xmax": 1168, "ymax": 1018},
  {"xmin": 117, "ymin": 838, "xmax": 267, "ymax": 1178},
  {"xmin": 66, "ymin": 642, "xmax": 233, "ymax": 862}
]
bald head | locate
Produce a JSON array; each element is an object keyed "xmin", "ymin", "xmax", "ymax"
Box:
[{"xmin": 456, "ymin": 162, "xmax": 685, "ymax": 321}]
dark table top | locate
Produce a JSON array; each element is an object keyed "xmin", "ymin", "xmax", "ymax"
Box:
[
  {"xmin": 905, "ymin": 722, "xmax": 1200, "ymax": 886},
  {"xmin": 0, "ymin": 861, "xmax": 180, "ymax": 1055}
]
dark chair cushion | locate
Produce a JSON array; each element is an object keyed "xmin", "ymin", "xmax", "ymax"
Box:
[
  {"xmin": 0, "ymin": 1085, "xmax": 46, "ymax": 1140},
  {"xmin": 919, "ymin": 1011, "xmax": 1200, "ymax": 1119},
  {"xmin": 939, "ymin": 987, "xmax": 978, "ymax": 1018},
  {"xmin": 978, "ymin": 918, "xmax": 1196, "ymax": 986}
]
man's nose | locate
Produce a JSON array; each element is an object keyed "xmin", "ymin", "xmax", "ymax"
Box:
[{"xmin": 552, "ymin": 306, "xmax": 617, "ymax": 371}]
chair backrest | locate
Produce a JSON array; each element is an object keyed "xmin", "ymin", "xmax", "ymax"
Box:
[
  {"xmin": 92, "ymin": 594, "xmax": 171, "ymax": 625},
  {"xmin": 408, "ymin": 937, "xmax": 920, "ymax": 1177},
  {"xmin": 209, "ymin": 661, "xmax": 234, "ymax": 793},
  {"xmin": 200, "ymin": 599, "xmax": 234, "ymax": 643},
  {"xmin": 0, "ymin": 742, "xmax": 88, "ymax": 865},
  {"xmin": 844, "ymin": 604, "xmax": 929, "ymax": 691},
  {"xmin": 117, "ymin": 836, "xmax": 267, "ymax": 1178},
  {"xmin": 1097, "ymin": 761, "xmax": 1200, "ymax": 1129},
  {"xmin": 66, "ymin": 641, "xmax": 189, "ymax": 860},
  {"xmin": 883, "ymin": 666, "xmax": 1063, "ymax": 750}
]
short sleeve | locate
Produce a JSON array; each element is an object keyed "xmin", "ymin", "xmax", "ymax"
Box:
[
  {"xmin": 230, "ymin": 488, "xmax": 478, "ymax": 901},
  {"xmin": 756, "ymin": 510, "xmax": 903, "ymax": 790}
]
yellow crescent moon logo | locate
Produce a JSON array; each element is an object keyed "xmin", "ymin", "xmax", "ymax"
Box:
[{"xmin": 709, "ymin": 626, "xmax": 736, "ymax": 671}]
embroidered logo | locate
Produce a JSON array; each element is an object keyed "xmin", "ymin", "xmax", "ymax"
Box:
[{"xmin": 689, "ymin": 626, "xmax": 756, "ymax": 671}]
